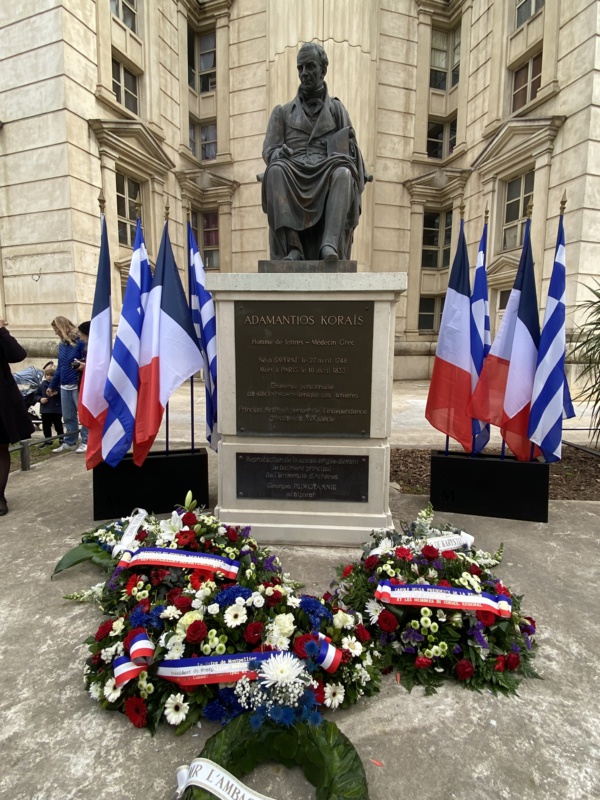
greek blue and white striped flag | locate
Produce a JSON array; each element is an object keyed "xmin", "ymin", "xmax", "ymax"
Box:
[
  {"xmin": 528, "ymin": 214, "xmax": 575, "ymax": 462},
  {"xmin": 102, "ymin": 218, "xmax": 152, "ymax": 466},
  {"xmin": 469, "ymin": 222, "xmax": 491, "ymax": 453},
  {"xmin": 188, "ymin": 222, "xmax": 219, "ymax": 451}
]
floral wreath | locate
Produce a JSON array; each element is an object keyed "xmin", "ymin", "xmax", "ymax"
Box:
[{"xmin": 58, "ymin": 496, "xmax": 539, "ymax": 795}]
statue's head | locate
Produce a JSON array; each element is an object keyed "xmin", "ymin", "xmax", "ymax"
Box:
[{"xmin": 297, "ymin": 42, "xmax": 328, "ymax": 93}]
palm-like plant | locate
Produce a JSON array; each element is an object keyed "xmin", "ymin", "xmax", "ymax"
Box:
[{"xmin": 570, "ymin": 281, "xmax": 600, "ymax": 445}]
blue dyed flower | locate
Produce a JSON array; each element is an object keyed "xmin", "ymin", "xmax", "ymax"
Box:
[
  {"xmin": 304, "ymin": 639, "xmax": 320, "ymax": 658},
  {"xmin": 214, "ymin": 586, "xmax": 252, "ymax": 608},
  {"xmin": 129, "ymin": 607, "xmax": 149, "ymax": 628},
  {"xmin": 263, "ymin": 555, "xmax": 280, "ymax": 573},
  {"xmin": 299, "ymin": 596, "xmax": 333, "ymax": 630},
  {"xmin": 203, "ymin": 700, "xmax": 226, "ymax": 723}
]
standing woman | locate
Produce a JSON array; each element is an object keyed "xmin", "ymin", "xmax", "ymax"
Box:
[
  {"xmin": 48, "ymin": 316, "xmax": 86, "ymax": 453},
  {"xmin": 0, "ymin": 318, "xmax": 35, "ymax": 515}
]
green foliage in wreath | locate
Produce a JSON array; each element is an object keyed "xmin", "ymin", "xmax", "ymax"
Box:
[{"xmin": 182, "ymin": 713, "xmax": 369, "ymax": 800}]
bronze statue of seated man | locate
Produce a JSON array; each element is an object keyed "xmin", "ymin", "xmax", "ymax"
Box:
[{"xmin": 261, "ymin": 42, "xmax": 368, "ymax": 262}]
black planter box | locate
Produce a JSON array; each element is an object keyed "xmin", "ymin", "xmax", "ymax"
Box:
[
  {"xmin": 93, "ymin": 448, "xmax": 209, "ymax": 521},
  {"xmin": 430, "ymin": 450, "xmax": 549, "ymax": 523}
]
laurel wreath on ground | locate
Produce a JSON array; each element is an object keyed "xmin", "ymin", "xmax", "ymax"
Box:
[{"xmin": 182, "ymin": 714, "xmax": 369, "ymax": 800}]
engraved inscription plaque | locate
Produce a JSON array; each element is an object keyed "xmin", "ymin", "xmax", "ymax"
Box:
[
  {"xmin": 236, "ymin": 453, "xmax": 369, "ymax": 502},
  {"xmin": 235, "ymin": 300, "xmax": 374, "ymax": 436}
]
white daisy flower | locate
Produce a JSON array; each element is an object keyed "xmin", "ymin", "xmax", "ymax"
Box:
[
  {"xmin": 103, "ymin": 678, "xmax": 122, "ymax": 703},
  {"xmin": 341, "ymin": 636, "xmax": 363, "ymax": 657},
  {"xmin": 88, "ymin": 683, "xmax": 102, "ymax": 701},
  {"xmin": 259, "ymin": 653, "xmax": 305, "ymax": 687},
  {"xmin": 365, "ymin": 599, "xmax": 384, "ymax": 625},
  {"xmin": 160, "ymin": 605, "xmax": 182, "ymax": 620},
  {"xmin": 324, "ymin": 683, "xmax": 345, "ymax": 709},
  {"xmin": 223, "ymin": 605, "xmax": 248, "ymax": 628},
  {"xmin": 164, "ymin": 693, "xmax": 189, "ymax": 725}
]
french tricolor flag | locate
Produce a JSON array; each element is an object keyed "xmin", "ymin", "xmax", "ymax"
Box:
[
  {"xmin": 79, "ymin": 214, "xmax": 112, "ymax": 469},
  {"xmin": 469, "ymin": 218, "xmax": 541, "ymax": 461},
  {"xmin": 425, "ymin": 219, "xmax": 474, "ymax": 452},
  {"xmin": 133, "ymin": 222, "xmax": 204, "ymax": 466}
]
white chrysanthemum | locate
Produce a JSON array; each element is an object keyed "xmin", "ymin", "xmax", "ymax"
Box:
[
  {"xmin": 164, "ymin": 641, "xmax": 185, "ymax": 660},
  {"xmin": 259, "ymin": 653, "xmax": 305, "ymax": 687},
  {"xmin": 103, "ymin": 678, "xmax": 122, "ymax": 703},
  {"xmin": 286, "ymin": 595, "xmax": 301, "ymax": 608},
  {"xmin": 88, "ymin": 683, "xmax": 102, "ymax": 701},
  {"xmin": 224, "ymin": 604, "xmax": 248, "ymax": 628},
  {"xmin": 161, "ymin": 605, "xmax": 182, "ymax": 620},
  {"xmin": 207, "ymin": 603, "xmax": 220, "ymax": 615},
  {"xmin": 341, "ymin": 636, "xmax": 363, "ymax": 657},
  {"xmin": 365, "ymin": 599, "xmax": 384, "ymax": 625},
  {"xmin": 324, "ymin": 683, "xmax": 345, "ymax": 709},
  {"xmin": 164, "ymin": 693, "xmax": 189, "ymax": 725}
]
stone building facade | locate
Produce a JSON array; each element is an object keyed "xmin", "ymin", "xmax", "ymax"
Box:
[{"xmin": 0, "ymin": 0, "xmax": 598, "ymax": 377}]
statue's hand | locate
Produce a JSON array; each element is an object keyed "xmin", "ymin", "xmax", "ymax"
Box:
[{"xmin": 272, "ymin": 144, "xmax": 294, "ymax": 161}]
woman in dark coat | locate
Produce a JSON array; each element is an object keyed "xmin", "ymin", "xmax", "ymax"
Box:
[{"xmin": 0, "ymin": 319, "xmax": 35, "ymax": 515}]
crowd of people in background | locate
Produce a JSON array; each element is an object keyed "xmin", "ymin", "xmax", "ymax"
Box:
[{"xmin": 0, "ymin": 315, "xmax": 90, "ymax": 516}]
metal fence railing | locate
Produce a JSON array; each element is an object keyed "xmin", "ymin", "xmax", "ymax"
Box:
[{"xmin": 9, "ymin": 429, "xmax": 82, "ymax": 472}]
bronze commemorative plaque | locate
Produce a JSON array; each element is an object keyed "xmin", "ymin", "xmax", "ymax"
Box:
[
  {"xmin": 235, "ymin": 300, "xmax": 374, "ymax": 437},
  {"xmin": 236, "ymin": 453, "xmax": 369, "ymax": 502}
]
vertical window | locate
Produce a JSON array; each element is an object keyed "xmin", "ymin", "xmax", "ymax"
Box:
[
  {"xmin": 111, "ymin": 0, "xmax": 137, "ymax": 33},
  {"xmin": 191, "ymin": 210, "xmax": 220, "ymax": 269},
  {"xmin": 502, "ymin": 170, "xmax": 534, "ymax": 250},
  {"xmin": 418, "ymin": 296, "xmax": 445, "ymax": 332},
  {"xmin": 201, "ymin": 123, "xmax": 217, "ymax": 160},
  {"xmin": 422, "ymin": 210, "xmax": 453, "ymax": 269},
  {"xmin": 427, "ymin": 118, "xmax": 457, "ymax": 159},
  {"xmin": 512, "ymin": 53, "xmax": 542, "ymax": 112},
  {"xmin": 112, "ymin": 58, "xmax": 138, "ymax": 114},
  {"xmin": 516, "ymin": 0, "xmax": 545, "ymax": 29},
  {"xmin": 189, "ymin": 119, "xmax": 197, "ymax": 157},
  {"xmin": 430, "ymin": 27, "xmax": 461, "ymax": 90},
  {"xmin": 188, "ymin": 27, "xmax": 217, "ymax": 93},
  {"xmin": 116, "ymin": 172, "xmax": 141, "ymax": 246}
]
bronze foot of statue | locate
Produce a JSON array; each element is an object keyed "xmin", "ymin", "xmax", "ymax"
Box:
[
  {"xmin": 283, "ymin": 249, "xmax": 303, "ymax": 261},
  {"xmin": 320, "ymin": 245, "xmax": 338, "ymax": 262}
]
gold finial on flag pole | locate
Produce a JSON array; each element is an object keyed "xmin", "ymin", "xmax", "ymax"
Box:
[
  {"xmin": 484, "ymin": 203, "xmax": 489, "ymax": 226},
  {"xmin": 560, "ymin": 190, "xmax": 567, "ymax": 216},
  {"xmin": 164, "ymin": 203, "xmax": 170, "ymax": 221},
  {"xmin": 459, "ymin": 201, "xmax": 465, "ymax": 220},
  {"xmin": 98, "ymin": 189, "xmax": 106, "ymax": 215},
  {"xmin": 526, "ymin": 199, "xmax": 533, "ymax": 218},
  {"xmin": 134, "ymin": 193, "xmax": 142, "ymax": 220}
]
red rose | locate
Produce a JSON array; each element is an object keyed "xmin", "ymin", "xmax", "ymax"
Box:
[
  {"xmin": 94, "ymin": 620, "xmax": 114, "ymax": 641},
  {"xmin": 176, "ymin": 530, "xmax": 198, "ymax": 550},
  {"xmin": 186, "ymin": 620, "xmax": 208, "ymax": 643},
  {"xmin": 364, "ymin": 555, "xmax": 380, "ymax": 571},
  {"xmin": 476, "ymin": 610, "xmax": 496, "ymax": 628},
  {"xmin": 125, "ymin": 574, "xmax": 140, "ymax": 596},
  {"xmin": 123, "ymin": 626, "xmax": 147, "ymax": 653},
  {"xmin": 395, "ymin": 546, "xmax": 412, "ymax": 561},
  {"xmin": 181, "ymin": 511, "xmax": 198, "ymax": 527},
  {"xmin": 494, "ymin": 655, "xmax": 505, "ymax": 672},
  {"xmin": 167, "ymin": 587, "xmax": 182, "ymax": 605},
  {"xmin": 174, "ymin": 595, "xmax": 193, "ymax": 614},
  {"xmin": 204, "ymin": 539, "xmax": 212, "ymax": 549},
  {"xmin": 341, "ymin": 565, "xmax": 354, "ymax": 578},
  {"xmin": 496, "ymin": 583, "xmax": 511, "ymax": 598},
  {"xmin": 266, "ymin": 590, "xmax": 283, "ymax": 607},
  {"xmin": 415, "ymin": 656, "xmax": 432, "ymax": 669},
  {"xmin": 150, "ymin": 568, "xmax": 169, "ymax": 586},
  {"xmin": 135, "ymin": 529, "xmax": 148, "ymax": 542},
  {"xmin": 469, "ymin": 564, "xmax": 483, "ymax": 577},
  {"xmin": 355, "ymin": 623, "xmax": 371, "ymax": 643},
  {"xmin": 455, "ymin": 659, "xmax": 475, "ymax": 681},
  {"xmin": 226, "ymin": 526, "xmax": 239, "ymax": 542},
  {"xmin": 378, "ymin": 610, "xmax": 399, "ymax": 632},
  {"xmin": 124, "ymin": 696, "xmax": 147, "ymax": 728},
  {"xmin": 441, "ymin": 550, "xmax": 457, "ymax": 560},
  {"xmin": 524, "ymin": 616, "xmax": 536, "ymax": 631},
  {"xmin": 312, "ymin": 680, "xmax": 325, "ymax": 704},
  {"xmin": 506, "ymin": 653, "xmax": 521, "ymax": 671},
  {"xmin": 437, "ymin": 579, "xmax": 452, "ymax": 587},
  {"xmin": 243, "ymin": 622, "xmax": 264, "ymax": 645},
  {"xmin": 293, "ymin": 633, "xmax": 320, "ymax": 659},
  {"xmin": 322, "ymin": 591, "xmax": 333, "ymax": 602},
  {"xmin": 421, "ymin": 544, "xmax": 439, "ymax": 561}
]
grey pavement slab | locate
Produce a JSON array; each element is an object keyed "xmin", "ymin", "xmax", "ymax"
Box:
[{"xmin": 1, "ymin": 445, "xmax": 598, "ymax": 800}]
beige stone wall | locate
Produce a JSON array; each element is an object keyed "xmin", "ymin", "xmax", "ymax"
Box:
[{"xmin": 1, "ymin": 0, "xmax": 599, "ymax": 369}]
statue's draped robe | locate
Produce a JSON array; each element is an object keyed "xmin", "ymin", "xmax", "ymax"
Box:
[{"xmin": 261, "ymin": 86, "xmax": 367, "ymax": 260}]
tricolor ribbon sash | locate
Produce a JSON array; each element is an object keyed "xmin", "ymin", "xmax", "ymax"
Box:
[
  {"xmin": 421, "ymin": 532, "xmax": 475, "ymax": 551},
  {"xmin": 316, "ymin": 638, "xmax": 342, "ymax": 673},
  {"xmin": 111, "ymin": 508, "xmax": 148, "ymax": 558},
  {"xmin": 117, "ymin": 547, "xmax": 239, "ymax": 580},
  {"xmin": 176, "ymin": 758, "xmax": 276, "ymax": 800},
  {"xmin": 113, "ymin": 655, "xmax": 145, "ymax": 686},
  {"xmin": 129, "ymin": 632, "xmax": 155, "ymax": 664},
  {"xmin": 113, "ymin": 632, "xmax": 156, "ymax": 686},
  {"xmin": 375, "ymin": 582, "xmax": 512, "ymax": 618},
  {"xmin": 157, "ymin": 651, "xmax": 278, "ymax": 687}
]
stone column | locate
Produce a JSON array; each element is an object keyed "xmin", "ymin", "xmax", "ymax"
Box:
[
  {"xmin": 215, "ymin": 12, "xmax": 231, "ymax": 161},
  {"xmin": 405, "ymin": 199, "xmax": 426, "ymax": 335},
  {"xmin": 217, "ymin": 200, "xmax": 233, "ymax": 272},
  {"xmin": 412, "ymin": 10, "xmax": 432, "ymax": 161}
]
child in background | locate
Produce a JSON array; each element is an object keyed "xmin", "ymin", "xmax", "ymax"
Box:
[{"xmin": 35, "ymin": 366, "xmax": 64, "ymax": 446}]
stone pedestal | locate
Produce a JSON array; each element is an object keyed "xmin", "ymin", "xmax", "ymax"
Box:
[
  {"xmin": 206, "ymin": 272, "xmax": 406, "ymax": 545},
  {"xmin": 258, "ymin": 260, "xmax": 357, "ymax": 273}
]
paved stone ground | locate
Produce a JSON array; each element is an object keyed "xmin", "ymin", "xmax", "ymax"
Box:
[{"xmin": 1, "ymin": 381, "xmax": 598, "ymax": 799}]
